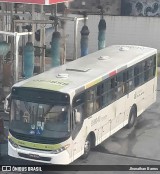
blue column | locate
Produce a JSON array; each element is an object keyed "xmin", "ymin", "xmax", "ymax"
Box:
[
  {"xmin": 98, "ymin": 18, "xmax": 106, "ymax": 50},
  {"xmin": 50, "ymin": 31, "xmax": 61, "ymax": 67},
  {"xmin": 80, "ymin": 25, "xmax": 90, "ymax": 57},
  {"xmin": 23, "ymin": 42, "xmax": 34, "ymax": 78}
]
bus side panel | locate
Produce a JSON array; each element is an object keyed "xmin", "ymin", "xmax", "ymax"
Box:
[
  {"xmin": 110, "ymin": 96, "xmax": 127, "ymax": 135},
  {"xmin": 144, "ymin": 78, "xmax": 157, "ymax": 111},
  {"xmin": 124, "ymin": 90, "xmax": 135, "ymax": 125},
  {"xmin": 72, "ymin": 122, "xmax": 87, "ymax": 161},
  {"xmin": 134, "ymin": 85, "xmax": 145, "ymax": 117},
  {"xmin": 100, "ymin": 105, "xmax": 113, "ymax": 143},
  {"xmin": 88, "ymin": 112, "xmax": 103, "ymax": 146}
]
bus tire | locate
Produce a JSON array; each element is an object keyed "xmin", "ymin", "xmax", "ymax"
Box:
[
  {"xmin": 81, "ymin": 135, "xmax": 91, "ymax": 159},
  {"xmin": 127, "ymin": 106, "xmax": 137, "ymax": 129}
]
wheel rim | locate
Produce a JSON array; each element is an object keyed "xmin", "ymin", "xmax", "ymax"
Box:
[{"xmin": 84, "ymin": 139, "xmax": 91, "ymax": 155}]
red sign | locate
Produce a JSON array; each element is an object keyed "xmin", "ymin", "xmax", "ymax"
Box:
[{"xmin": 0, "ymin": 0, "xmax": 70, "ymax": 5}]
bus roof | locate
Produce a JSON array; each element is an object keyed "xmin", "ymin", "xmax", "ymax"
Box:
[{"xmin": 14, "ymin": 45, "xmax": 157, "ymax": 95}]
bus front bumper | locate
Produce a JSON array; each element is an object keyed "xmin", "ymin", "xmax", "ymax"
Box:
[{"xmin": 8, "ymin": 141, "xmax": 71, "ymax": 165}]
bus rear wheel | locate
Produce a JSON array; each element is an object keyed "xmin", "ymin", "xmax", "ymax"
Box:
[
  {"xmin": 81, "ymin": 136, "xmax": 91, "ymax": 159},
  {"xmin": 127, "ymin": 106, "xmax": 137, "ymax": 129}
]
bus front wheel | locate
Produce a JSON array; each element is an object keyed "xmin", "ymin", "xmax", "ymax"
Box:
[
  {"xmin": 127, "ymin": 106, "xmax": 137, "ymax": 129},
  {"xmin": 81, "ymin": 136, "xmax": 91, "ymax": 159}
]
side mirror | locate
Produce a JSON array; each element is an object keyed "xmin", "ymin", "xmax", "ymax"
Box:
[
  {"xmin": 73, "ymin": 109, "xmax": 81, "ymax": 124},
  {"xmin": 4, "ymin": 94, "xmax": 11, "ymax": 114}
]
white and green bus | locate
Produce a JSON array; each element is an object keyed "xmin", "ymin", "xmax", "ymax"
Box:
[{"xmin": 8, "ymin": 45, "xmax": 157, "ymax": 164}]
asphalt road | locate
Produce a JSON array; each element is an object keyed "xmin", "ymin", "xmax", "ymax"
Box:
[{"xmin": 0, "ymin": 76, "xmax": 160, "ymax": 174}]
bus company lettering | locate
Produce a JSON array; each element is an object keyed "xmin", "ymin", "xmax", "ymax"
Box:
[
  {"xmin": 33, "ymin": 79, "xmax": 69, "ymax": 86},
  {"xmin": 91, "ymin": 115, "xmax": 108, "ymax": 126},
  {"xmin": 134, "ymin": 90, "xmax": 144, "ymax": 99},
  {"xmin": 101, "ymin": 115, "xmax": 108, "ymax": 121},
  {"xmin": 91, "ymin": 116, "xmax": 101, "ymax": 126}
]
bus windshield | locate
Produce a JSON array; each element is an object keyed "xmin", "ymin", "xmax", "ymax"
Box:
[{"xmin": 10, "ymin": 99, "xmax": 70, "ymax": 139}]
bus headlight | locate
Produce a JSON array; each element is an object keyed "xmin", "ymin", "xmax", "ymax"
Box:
[
  {"xmin": 51, "ymin": 144, "xmax": 70, "ymax": 154},
  {"xmin": 9, "ymin": 138, "xmax": 19, "ymax": 148}
]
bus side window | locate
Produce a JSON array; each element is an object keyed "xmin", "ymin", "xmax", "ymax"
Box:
[
  {"xmin": 86, "ymin": 89, "xmax": 96, "ymax": 116},
  {"xmin": 73, "ymin": 106, "xmax": 83, "ymax": 126},
  {"xmin": 116, "ymin": 73, "xmax": 125, "ymax": 99},
  {"xmin": 96, "ymin": 83, "xmax": 104, "ymax": 110},
  {"xmin": 127, "ymin": 67, "xmax": 134, "ymax": 92},
  {"xmin": 107, "ymin": 77, "xmax": 116, "ymax": 104},
  {"xmin": 134, "ymin": 66, "xmax": 140, "ymax": 87},
  {"xmin": 123, "ymin": 71, "xmax": 127, "ymax": 94},
  {"xmin": 153, "ymin": 55, "xmax": 157, "ymax": 77},
  {"xmin": 138, "ymin": 63, "xmax": 144, "ymax": 85},
  {"xmin": 148, "ymin": 56, "xmax": 156, "ymax": 79},
  {"xmin": 144, "ymin": 60, "xmax": 150, "ymax": 81},
  {"xmin": 101, "ymin": 81, "xmax": 108, "ymax": 107}
]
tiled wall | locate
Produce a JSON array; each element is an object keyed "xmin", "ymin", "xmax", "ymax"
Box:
[{"xmin": 122, "ymin": 0, "xmax": 160, "ymax": 16}]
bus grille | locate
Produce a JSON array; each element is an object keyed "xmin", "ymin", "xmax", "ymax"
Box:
[{"xmin": 18, "ymin": 153, "xmax": 51, "ymax": 162}]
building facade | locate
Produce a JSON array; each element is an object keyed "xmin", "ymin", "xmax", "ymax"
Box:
[
  {"xmin": 70, "ymin": 0, "xmax": 122, "ymax": 15},
  {"xmin": 70, "ymin": 0, "xmax": 160, "ymax": 17}
]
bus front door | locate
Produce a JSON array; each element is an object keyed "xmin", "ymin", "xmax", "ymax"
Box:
[{"xmin": 71, "ymin": 110, "xmax": 85, "ymax": 161}]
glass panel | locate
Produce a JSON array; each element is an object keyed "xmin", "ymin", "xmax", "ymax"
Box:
[
  {"xmin": 73, "ymin": 93, "xmax": 85, "ymax": 108},
  {"xmin": 144, "ymin": 60, "xmax": 150, "ymax": 81},
  {"xmin": 116, "ymin": 73, "xmax": 124, "ymax": 98},
  {"xmin": 137, "ymin": 63, "xmax": 144, "ymax": 85},
  {"xmin": 127, "ymin": 68, "xmax": 134, "ymax": 92},
  {"xmin": 10, "ymin": 99, "xmax": 70, "ymax": 139},
  {"xmin": 134, "ymin": 66, "xmax": 140, "ymax": 87}
]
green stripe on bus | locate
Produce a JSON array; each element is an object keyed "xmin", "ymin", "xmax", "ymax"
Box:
[
  {"xmin": 9, "ymin": 136, "xmax": 62, "ymax": 151},
  {"xmin": 22, "ymin": 79, "xmax": 70, "ymax": 91}
]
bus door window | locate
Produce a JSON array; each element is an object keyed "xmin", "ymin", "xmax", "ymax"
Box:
[
  {"xmin": 73, "ymin": 106, "xmax": 83, "ymax": 128},
  {"xmin": 72, "ymin": 93, "xmax": 85, "ymax": 129}
]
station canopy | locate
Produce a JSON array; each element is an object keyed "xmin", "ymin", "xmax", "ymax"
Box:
[{"xmin": 0, "ymin": 0, "xmax": 70, "ymax": 5}]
